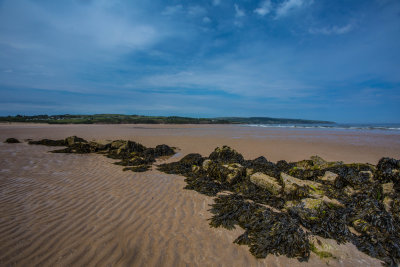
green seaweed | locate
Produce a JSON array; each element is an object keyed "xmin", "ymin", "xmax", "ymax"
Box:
[{"xmin": 310, "ymin": 243, "xmax": 334, "ymax": 259}]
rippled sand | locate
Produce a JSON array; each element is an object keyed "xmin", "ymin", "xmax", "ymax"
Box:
[{"xmin": 1, "ymin": 124, "xmax": 396, "ymax": 266}]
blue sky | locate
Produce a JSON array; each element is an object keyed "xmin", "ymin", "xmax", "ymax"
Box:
[{"xmin": 0, "ymin": 0, "xmax": 399, "ymax": 122}]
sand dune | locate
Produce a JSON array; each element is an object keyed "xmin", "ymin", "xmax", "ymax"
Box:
[{"xmin": 0, "ymin": 124, "xmax": 395, "ymax": 266}]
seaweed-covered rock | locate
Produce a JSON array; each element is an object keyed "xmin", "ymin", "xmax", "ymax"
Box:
[
  {"xmin": 142, "ymin": 145, "xmax": 175, "ymax": 159},
  {"xmin": 28, "ymin": 137, "xmax": 175, "ymax": 174},
  {"xmin": 108, "ymin": 140, "xmax": 146, "ymax": 158},
  {"xmin": 209, "ymin": 146, "xmax": 244, "ymax": 164},
  {"xmin": 65, "ymin": 136, "xmax": 87, "ymax": 146},
  {"xmin": 310, "ymin": 155, "xmax": 327, "ymax": 166},
  {"xmin": 383, "ymin": 182, "xmax": 395, "ymax": 196},
  {"xmin": 376, "ymin": 157, "xmax": 400, "ymax": 184},
  {"xmin": 320, "ymin": 171, "xmax": 338, "ymax": 183},
  {"xmin": 280, "ymin": 173, "xmax": 324, "ymax": 198},
  {"xmin": 28, "ymin": 139, "xmax": 66, "ymax": 146},
  {"xmin": 157, "ymin": 153, "xmax": 205, "ymax": 175},
  {"xmin": 202, "ymin": 159, "xmax": 212, "ymax": 171},
  {"xmin": 252, "ymin": 156, "xmax": 269, "ymax": 165},
  {"xmin": 5, "ymin": 138, "xmax": 20, "ymax": 143},
  {"xmin": 52, "ymin": 142, "xmax": 92, "ymax": 154},
  {"xmin": 209, "ymin": 194, "xmax": 310, "ymax": 260},
  {"xmin": 249, "ymin": 172, "xmax": 281, "ymax": 195},
  {"xmin": 245, "ymin": 157, "xmax": 277, "ymax": 177},
  {"xmin": 157, "ymin": 147, "xmax": 400, "ymax": 265},
  {"xmin": 207, "ymin": 162, "xmax": 245, "ymax": 184},
  {"xmin": 288, "ymin": 198, "xmax": 350, "ymax": 243},
  {"xmin": 154, "ymin": 144, "xmax": 175, "ymax": 157}
]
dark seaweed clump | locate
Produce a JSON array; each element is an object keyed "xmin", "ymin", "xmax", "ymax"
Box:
[
  {"xmin": 28, "ymin": 136, "xmax": 175, "ymax": 172},
  {"xmin": 209, "ymin": 194, "xmax": 310, "ymax": 260},
  {"xmin": 5, "ymin": 138, "xmax": 20, "ymax": 143},
  {"xmin": 158, "ymin": 146, "xmax": 400, "ymax": 266}
]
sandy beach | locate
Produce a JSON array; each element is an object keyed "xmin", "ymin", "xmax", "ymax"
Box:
[{"xmin": 1, "ymin": 124, "xmax": 399, "ymax": 266}]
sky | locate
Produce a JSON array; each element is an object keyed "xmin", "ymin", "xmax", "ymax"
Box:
[{"xmin": 0, "ymin": 0, "xmax": 399, "ymax": 123}]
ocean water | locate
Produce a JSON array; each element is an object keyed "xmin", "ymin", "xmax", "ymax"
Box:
[{"xmin": 245, "ymin": 123, "xmax": 400, "ymax": 132}]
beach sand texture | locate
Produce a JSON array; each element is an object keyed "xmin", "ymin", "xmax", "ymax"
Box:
[{"xmin": 1, "ymin": 124, "xmax": 399, "ymax": 266}]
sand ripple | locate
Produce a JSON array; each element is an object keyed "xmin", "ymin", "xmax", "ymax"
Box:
[{"xmin": 0, "ymin": 143, "xmax": 382, "ymax": 266}]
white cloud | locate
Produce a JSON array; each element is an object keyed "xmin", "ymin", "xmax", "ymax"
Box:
[
  {"xmin": 309, "ymin": 24, "xmax": 354, "ymax": 35},
  {"xmin": 275, "ymin": 0, "xmax": 312, "ymax": 18},
  {"xmin": 234, "ymin": 4, "xmax": 245, "ymax": 18},
  {"xmin": 162, "ymin": 5, "xmax": 183, "ymax": 16},
  {"xmin": 203, "ymin": 17, "xmax": 212, "ymax": 23},
  {"xmin": 212, "ymin": 0, "xmax": 221, "ymax": 6},
  {"xmin": 254, "ymin": 0, "xmax": 272, "ymax": 16},
  {"xmin": 188, "ymin": 6, "xmax": 207, "ymax": 17},
  {"xmin": 136, "ymin": 62, "xmax": 314, "ymax": 99}
]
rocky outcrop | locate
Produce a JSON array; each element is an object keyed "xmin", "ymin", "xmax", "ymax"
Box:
[
  {"xmin": 207, "ymin": 162, "xmax": 245, "ymax": 184},
  {"xmin": 5, "ymin": 138, "xmax": 20, "ymax": 143},
  {"xmin": 28, "ymin": 139, "xmax": 66, "ymax": 146},
  {"xmin": 157, "ymin": 147, "xmax": 400, "ymax": 265},
  {"xmin": 209, "ymin": 146, "xmax": 244, "ymax": 164},
  {"xmin": 28, "ymin": 136, "xmax": 175, "ymax": 172},
  {"xmin": 65, "ymin": 136, "xmax": 87, "ymax": 146},
  {"xmin": 249, "ymin": 172, "xmax": 281, "ymax": 195}
]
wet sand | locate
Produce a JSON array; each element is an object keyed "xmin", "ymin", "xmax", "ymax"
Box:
[{"xmin": 1, "ymin": 123, "xmax": 399, "ymax": 266}]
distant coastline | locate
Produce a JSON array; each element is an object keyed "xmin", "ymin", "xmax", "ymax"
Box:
[{"xmin": 0, "ymin": 114, "xmax": 334, "ymax": 125}]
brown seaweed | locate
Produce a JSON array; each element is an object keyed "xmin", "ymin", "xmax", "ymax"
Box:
[{"xmin": 28, "ymin": 136, "xmax": 175, "ymax": 172}]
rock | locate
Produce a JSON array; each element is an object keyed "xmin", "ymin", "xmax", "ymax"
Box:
[
  {"xmin": 383, "ymin": 196, "xmax": 393, "ymax": 213},
  {"xmin": 28, "ymin": 139, "xmax": 66, "ymax": 146},
  {"xmin": 209, "ymin": 146, "xmax": 244, "ymax": 164},
  {"xmin": 310, "ymin": 156, "xmax": 326, "ymax": 166},
  {"xmin": 320, "ymin": 171, "xmax": 338, "ymax": 182},
  {"xmin": 302, "ymin": 198, "xmax": 325, "ymax": 210},
  {"xmin": 288, "ymin": 197, "xmax": 343, "ymax": 224},
  {"xmin": 109, "ymin": 140, "xmax": 146, "ymax": 158},
  {"xmin": 154, "ymin": 144, "xmax": 175, "ymax": 157},
  {"xmin": 318, "ymin": 196, "xmax": 344, "ymax": 208},
  {"xmin": 359, "ymin": 171, "xmax": 374, "ymax": 182},
  {"xmin": 252, "ymin": 156, "xmax": 268, "ymax": 165},
  {"xmin": 207, "ymin": 162, "xmax": 245, "ymax": 184},
  {"xmin": 52, "ymin": 142, "xmax": 92, "ymax": 154},
  {"xmin": 295, "ymin": 160, "xmax": 314, "ymax": 169},
  {"xmin": 180, "ymin": 153, "xmax": 204, "ymax": 166},
  {"xmin": 89, "ymin": 141, "xmax": 109, "ymax": 152},
  {"xmin": 5, "ymin": 138, "xmax": 20, "ymax": 143},
  {"xmin": 376, "ymin": 157, "xmax": 400, "ymax": 183},
  {"xmin": 286, "ymin": 198, "xmax": 325, "ymax": 222},
  {"xmin": 192, "ymin": 165, "xmax": 201, "ymax": 173},
  {"xmin": 157, "ymin": 153, "xmax": 204, "ymax": 175},
  {"xmin": 246, "ymin": 168, "xmax": 254, "ymax": 177},
  {"xmin": 343, "ymin": 186, "xmax": 356, "ymax": 197},
  {"xmin": 224, "ymin": 163, "xmax": 245, "ymax": 183},
  {"xmin": 280, "ymin": 172, "xmax": 324, "ymax": 197},
  {"xmin": 110, "ymin": 140, "xmax": 127, "ymax": 149},
  {"xmin": 382, "ymin": 182, "xmax": 394, "ymax": 195},
  {"xmin": 202, "ymin": 159, "xmax": 212, "ymax": 171},
  {"xmin": 143, "ymin": 145, "xmax": 175, "ymax": 158},
  {"xmin": 249, "ymin": 172, "xmax": 282, "ymax": 195},
  {"xmin": 65, "ymin": 136, "xmax": 87, "ymax": 146}
]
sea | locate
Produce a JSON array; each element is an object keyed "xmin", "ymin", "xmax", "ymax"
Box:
[{"xmin": 245, "ymin": 123, "xmax": 400, "ymax": 132}]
